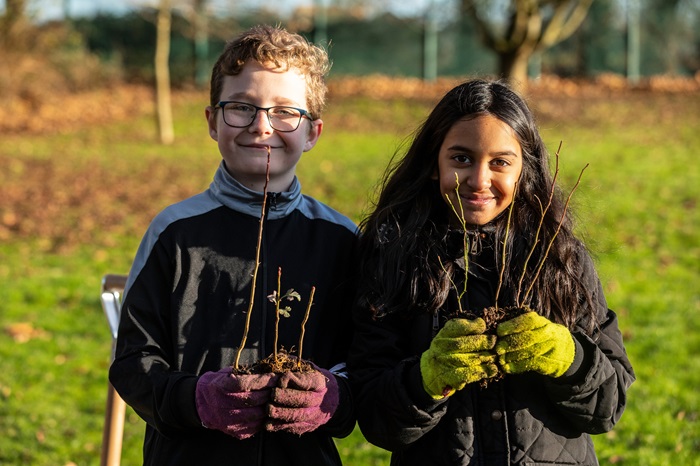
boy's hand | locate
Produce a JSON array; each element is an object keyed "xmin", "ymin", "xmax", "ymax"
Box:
[
  {"xmin": 420, "ymin": 318, "xmax": 498, "ymax": 399},
  {"xmin": 495, "ymin": 311, "xmax": 575, "ymax": 378},
  {"xmin": 195, "ymin": 369, "xmax": 278, "ymax": 439},
  {"xmin": 266, "ymin": 364, "xmax": 339, "ymax": 435}
]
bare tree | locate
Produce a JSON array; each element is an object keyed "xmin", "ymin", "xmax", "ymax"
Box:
[
  {"xmin": 462, "ymin": 0, "xmax": 593, "ymax": 92},
  {"xmin": 191, "ymin": 0, "xmax": 210, "ymax": 88},
  {"xmin": 1, "ymin": 0, "xmax": 29, "ymax": 49},
  {"xmin": 155, "ymin": 0, "xmax": 174, "ymax": 144}
]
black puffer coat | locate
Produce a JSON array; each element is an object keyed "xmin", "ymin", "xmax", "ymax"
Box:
[{"xmin": 348, "ymin": 233, "xmax": 635, "ymax": 466}]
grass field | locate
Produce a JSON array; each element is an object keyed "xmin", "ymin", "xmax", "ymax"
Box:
[{"xmin": 0, "ymin": 82, "xmax": 699, "ymax": 465}]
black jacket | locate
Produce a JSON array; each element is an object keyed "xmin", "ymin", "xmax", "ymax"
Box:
[
  {"xmin": 348, "ymin": 232, "xmax": 635, "ymax": 465},
  {"xmin": 109, "ymin": 162, "xmax": 358, "ymax": 465}
]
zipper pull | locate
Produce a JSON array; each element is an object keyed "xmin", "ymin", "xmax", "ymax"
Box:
[
  {"xmin": 470, "ymin": 232, "xmax": 479, "ymax": 254},
  {"xmin": 269, "ymin": 192, "xmax": 279, "ymax": 211},
  {"xmin": 264, "ymin": 192, "xmax": 278, "ymax": 215}
]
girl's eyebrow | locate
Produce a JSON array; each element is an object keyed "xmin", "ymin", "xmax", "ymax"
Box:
[{"xmin": 446, "ymin": 144, "xmax": 519, "ymax": 157}]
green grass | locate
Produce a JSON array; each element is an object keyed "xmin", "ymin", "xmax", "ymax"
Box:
[{"xmin": 1, "ymin": 88, "xmax": 698, "ymax": 465}]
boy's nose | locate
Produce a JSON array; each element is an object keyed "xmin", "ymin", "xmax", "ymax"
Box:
[{"xmin": 248, "ymin": 109, "xmax": 273, "ymax": 133}]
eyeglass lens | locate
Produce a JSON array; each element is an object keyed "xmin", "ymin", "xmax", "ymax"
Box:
[{"xmin": 220, "ymin": 102, "xmax": 303, "ymax": 132}]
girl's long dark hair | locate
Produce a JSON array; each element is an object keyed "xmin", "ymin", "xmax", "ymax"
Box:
[{"xmin": 357, "ymin": 79, "xmax": 595, "ymax": 331}]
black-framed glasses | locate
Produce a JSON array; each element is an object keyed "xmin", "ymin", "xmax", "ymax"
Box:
[{"xmin": 215, "ymin": 101, "xmax": 312, "ymax": 132}]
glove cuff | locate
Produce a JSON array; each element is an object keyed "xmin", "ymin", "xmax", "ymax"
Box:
[{"xmin": 174, "ymin": 375, "xmax": 202, "ymax": 429}]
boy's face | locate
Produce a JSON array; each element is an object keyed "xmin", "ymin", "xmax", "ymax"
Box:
[
  {"xmin": 205, "ymin": 61, "xmax": 322, "ymax": 193},
  {"xmin": 434, "ymin": 114, "xmax": 523, "ymax": 226}
]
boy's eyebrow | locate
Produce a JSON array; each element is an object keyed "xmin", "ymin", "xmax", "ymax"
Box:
[{"xmin": 223, "ymin": 92, "xmax": 303, "ymax": 107}]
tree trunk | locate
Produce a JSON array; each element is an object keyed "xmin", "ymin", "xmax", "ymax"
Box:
[
  {"xmin": 155, "ymin": 0, "xmax": 174, "ymax": 145},
  {"xmin": 499, "ymin": 48, "xmax": 531, "ymax": 94},
  {"xmin": 2, "ymin": 0, "xmax": 28, "ymax": 49},
  {"xmin": 192, "ymin": 0, "xmax": 209, "ymax": 89},
  {"xmin": 463, "ymin": 0, "xmax": 594, "ymax": 94}
]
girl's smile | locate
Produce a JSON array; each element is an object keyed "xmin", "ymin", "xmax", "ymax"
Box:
[{"xmin": 434, "ymin": 114, "xmax": 523, "ymax": 226}]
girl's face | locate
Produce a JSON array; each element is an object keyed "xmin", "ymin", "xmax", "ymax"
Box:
[
  {"xmin": 205, "ymin": 60, "xmax": 322, "ymax": 193},
  {"xmin": 434, "ymin": 114, "xmax": 523, "ymax": 226}
]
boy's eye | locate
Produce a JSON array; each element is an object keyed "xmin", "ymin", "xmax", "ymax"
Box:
[
  {"xmin": 269, "ymin": 107, "xmax": 301, "ymax": 118},
  {"xmin": 227, "ymin": 103, "xmax": 255, "ymax": 113}
]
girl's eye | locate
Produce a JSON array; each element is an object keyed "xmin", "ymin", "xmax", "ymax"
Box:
[
  {"xmin": 492, "ymin": 159, "xmax": 510, "ymax": 167},
  {"xmin": 453, "ymin": 155, "xmax": 470, "ymax": 164}
]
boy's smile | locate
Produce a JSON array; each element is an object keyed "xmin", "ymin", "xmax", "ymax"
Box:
[
  {"xmin": 205, "ymin": 61, "xmax": 323, "ymax": 193},
  {"xmin": 435, "ymin": 114, "xmax": 523, "ymax": 226}
]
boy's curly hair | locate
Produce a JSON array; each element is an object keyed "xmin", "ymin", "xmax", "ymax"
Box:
[{"xmin": 209, "ymin": 25, "xmax": 331, "ymax": 119}]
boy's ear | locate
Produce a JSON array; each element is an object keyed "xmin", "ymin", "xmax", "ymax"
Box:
[
  {"xmin": 205, "ymin": 106, "xmax": 219, "ymax": 141},
  {"xmin": 303, "ymin": 119, "xmax": 323, "ymax": 152}
]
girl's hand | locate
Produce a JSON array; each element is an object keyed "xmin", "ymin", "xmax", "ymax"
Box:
[
  {"xmin": 420, "ymin": 318, "xmax": 498, "ymax": 399},
  {"xmin": 495, "ymin": 312, "xmax": 575, "ymax": 378}
]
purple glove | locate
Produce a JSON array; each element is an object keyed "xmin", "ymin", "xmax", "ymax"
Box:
[
  {"xmin": 266, "ymin": 364, "xmax": 340, "ymax": 435},
  {"xmin": 195, "ymin": 368, "xmax": 279, "ymax": 439}
]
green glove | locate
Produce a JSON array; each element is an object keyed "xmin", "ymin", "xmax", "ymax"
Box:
[
  {"xmin": 495, "ymin": 311, "xmax": 575, "ymax": 378},
  {"xmin": 420, "ymin": 318, "xmax": 498, "ymax": 400}
]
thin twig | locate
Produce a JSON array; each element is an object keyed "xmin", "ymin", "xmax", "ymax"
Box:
[
  {"xmin": 517, "ymin": 141, "xmax": 562, "ymax": 306},
  {"xmin": 234, "ymin": 146, "xmax": 271, "ymax": 370},
  {"xmin": 438, "ymin": 255, "xmax": 464, "ymax": 314},
  {"xmin": 523, "ymin": 163, "xmax": 589, "ymax": 305},
  {"xmin": 443, "ymin": 172, "xmax": 469, "ymax": 306},
  {"xmin": 494, "ymin": 181, "xmax": 519, "ymax": 310},
  {"xmin": 297, "ymin": 286, "xmax": 316, "ymax": 369},
  {"xmin": 273, "ymin": 266, "xmax": 282, "ymax": 362}
]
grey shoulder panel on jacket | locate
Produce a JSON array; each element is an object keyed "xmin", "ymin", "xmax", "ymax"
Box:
[
  {"xmin": 298, "ymin": 194, "xmax": 358, "ymax": 234},
  {"xmin": 124, "ymin": 191, "xmax": 221, "ymax": 297}
]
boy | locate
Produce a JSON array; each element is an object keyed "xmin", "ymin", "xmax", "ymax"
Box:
[{"xmin": 109, "ymin": 25, "xmax": 358, "ymax": 465}]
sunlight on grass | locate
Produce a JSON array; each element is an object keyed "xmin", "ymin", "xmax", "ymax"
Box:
[{"xmin": 1, "ymin": 89, "xmax": 698, "ymax": 465}]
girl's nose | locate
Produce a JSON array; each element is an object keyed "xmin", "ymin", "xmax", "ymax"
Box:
[{"xmin": 467, "ymin": 163, "xmax": 491, "ymax": 191}]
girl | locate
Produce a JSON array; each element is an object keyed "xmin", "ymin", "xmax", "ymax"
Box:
[{"xmin": 347, "ymin": 79, "xmax": 635, "ymax": 465}]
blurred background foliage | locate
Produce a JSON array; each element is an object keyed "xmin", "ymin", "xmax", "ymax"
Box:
[
  {"xmin": 1, "ymin": 0, "xmax": 698, "ymax": 137},
  {"xmin": 1, "ymin": 0, "xmax": 698, "ymax": 98}
]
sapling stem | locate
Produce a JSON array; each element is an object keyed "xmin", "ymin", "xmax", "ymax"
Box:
[
  {"xmin": 268, "ymin": 268, "xmax": 300, "ymax": 363},
  {"xmin": 297, "ymin": 286, "xmax": 315, "ymax": 369},
  {"xmin": 494, "ymin": 181, "xmax": 519, "ymax": 310},
  {"xmin": 522, "ymin": 162, "xmax": 589, "ymax": 306},
  {"xmin": 516, "ymin": 142, "xmax": 562, "ymax": 303},
  {"xmin": 438, "ymin": 255, "xmax": 464, "ymax": 314},
  {"xmin": 273, "ymin": 267, "xmax": 282, "ymax": 362},
  {"xmin": 234, "ymin": 146, "xmax": 271, "ymax": 370},
  {"xmin": 442, "ymin": 173, "xmax": 470, "ymax": 312}
]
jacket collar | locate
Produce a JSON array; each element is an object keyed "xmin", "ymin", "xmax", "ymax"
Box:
[{"xmin": 209, "ymin": 161, "xmax": 303, "ymax": 220}]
